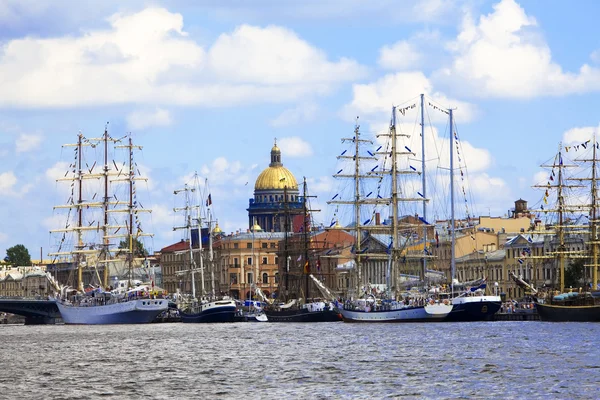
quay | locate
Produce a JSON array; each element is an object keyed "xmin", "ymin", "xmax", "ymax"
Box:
[{"xmin": 493, "ymin": 312, "xmax": 539, "ymax": 321}]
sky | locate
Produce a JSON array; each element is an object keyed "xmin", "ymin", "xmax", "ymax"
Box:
[{"xmin": 1, "ymin": 0, "xmax": 600, "ymax": 259}]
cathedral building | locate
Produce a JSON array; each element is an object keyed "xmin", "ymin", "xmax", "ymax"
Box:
[{"xmin": 247, "ymin": 141, "xmax": 303, "ymax": 232}]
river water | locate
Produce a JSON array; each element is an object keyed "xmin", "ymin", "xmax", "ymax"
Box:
[{"xmin": 1, "ymin": 321, "xmax": 598, "ymax": 399}]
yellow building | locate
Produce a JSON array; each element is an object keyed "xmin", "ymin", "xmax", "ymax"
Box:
[{"xmin": 215, "ymin": 228, "xmax": 285, "ymax": 299}]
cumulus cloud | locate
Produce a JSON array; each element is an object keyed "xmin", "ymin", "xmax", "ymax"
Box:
[
  {"xmin": 0, "ymin": 170, "xmax": 33, "ymax": 197},
  {"xmin": 562, "ymin": 126, "xmax": 598, "ymax": 145},
  {"xmin": 277, "ymin": 137, "xmax": 313, "ymax": 157},
  {"xmin": 15, "ymin": 133, "xmax": 43, "ymax": 153},
  {"xmin": 437, "ymin": 0, "xmax": 600, "ymax": 98},
  {"xmin": 0, "ymin": 8, "xmax": 366, "ymax": 108},
  {"xmin": 342, "ymin": 71, "xmax": 476, "ymax": 124},
  {"xmin": 270, "ymin": 103, "xmax": 318, "ymax": 127},
  {"xmin": 126, "ymin": 108, "xmax": 172, "ymax": 130},
  {"xmin": 378, "ymin": 40, "xmax": 422, "ymax": 70},
  {"xmin": 0, "ymin": 171, "xmax": 18, "ymax": 192}
]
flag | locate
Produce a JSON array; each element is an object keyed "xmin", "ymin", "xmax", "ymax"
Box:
[
  {"xmin": 316, "ymin": 258, "xmax": 321, "ymax": 272},
  {"xmin": 304, "ymin": 261, "xmax": 310, "ymax": 274},
  {"xmin": 297, "ymin": 255, "xmax": 302, "ymax": 262},
  {"xmin": 206, "ymin": 194, "xmax": 212, "ymax": 206},
  {"xmin": 435, "ymin": 231, "xmax": 439, "ymax": 248}
]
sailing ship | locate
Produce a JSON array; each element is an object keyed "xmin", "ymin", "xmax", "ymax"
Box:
[
  {"xmin": 328, "ymin": 102, "xmax": 453, "ymax": 323},
  {"xmin": 264, "ymin": 178, "xmax": 342, "ymax": 322},
  {"xmin": 522, "ymin": 142, "xmax": 600, "ymax": 321},
  {"xmin": 439, "ymin": 103, "xmax": 501, "ymax": 322},
  {"xmin": 173, "ymin": 175, "xmax": 237, "ymax": 323},
  {"xmin": 51, "ymin": 129, "xmax": 167, "ymax": 324}
]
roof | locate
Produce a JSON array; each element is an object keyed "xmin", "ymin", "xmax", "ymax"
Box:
[
  {"xmin": 254, "ymin": 166, "xmax": 298, "ymax": 190},
  {"xmin": 160, "ymin": 240, "xmax": 190, "ymax": 253}
]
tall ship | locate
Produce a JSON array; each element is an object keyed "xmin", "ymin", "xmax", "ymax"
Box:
[
  {"xmin": 521, "ymin": 141, "xmax": 600, "ymax": 321},
  {"xmin": 437, "ymin": 99, "xmax": 501, "ymax": 322},
  {"xmin": 51, "ymin": 129, "xmax": 168, "ymax": 324},
  {"xmin": 173, "ymin": 174, "xmax": 237, "ymax": 323},
  {"xmin": 328, "ymin": 101, "xmax": 453, "ymax": 323},
  {"xmin": 264, "ymin": 177, "xmax": 342, "ymax": 322}
]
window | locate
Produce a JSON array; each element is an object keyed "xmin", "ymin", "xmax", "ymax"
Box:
[
  {"xmin": 262, "ymin": 273, "xmax": 268, "ymax": 284},
  {"xmin": 262, "ymin": 243, "xmax": 268, "ymax": 249},
  {"xmin": 234, "ymin": 258, "xmax": 239, "ymax": 267},
  {"xmin": 230, "ymin": 273, "xmax": 238, "ymax": 285},
  {"xmin": 274, "ymin": 257, "xmax": 278, "ymax": 265},
  {"xmin": 247, "ymin": 243, "xmax": 252, "ymax": 249},
  {"xmin": 270, "ymin": 243, "xmax": 276, "ymax": 249},
  {"xmin": 262, "ymin": 257, "xmax": 268, "ymax": 265},
  {"xmin": 247, "ymin": 257, "xmax": 252, "ymax": 265},
  {"xmin": 275, "ymin": 272, "xmax": 279, "ymax": 283},
  {"xmin": 234, "ymin": 243, "xmax": 239, "ymax": 249},
  {"xmin": 247, "ymin": 272, "xmax": 253, "ymax": 284}
]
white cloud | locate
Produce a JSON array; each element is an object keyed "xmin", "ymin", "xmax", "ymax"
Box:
[
  {"xmin": 126, "ymin": 108, "xmax": 172, "ymax": 130},
  {"xmin": 277, "ymin": 137, "xmax": 313, "ymax": 158},
  {"xmin": 342, "ymin": 71, "xmax": 476, "ymax": 124},
  {"xmin": 0, "ymin": 8, "xmax": 366, "ymax": 108},
  {"xmin": 378, "ymin": 40, "xmax": 422, "ymax": 70},
  {"xmin": 562, "ymin": 126, "xmax": 597, "ymax": 145},
  {"xmin": 209, "ymin": 25, "xmax": 365, "ymax": 85},
  {"xmin": 15, "ymin": 133, "xmax": 43, "ymax": 153},
  {"xmin": 0, "ymin": 171, "xmax": 17, "ymax": 192},
  {"xmin": 270, "ymin": 103, "xmax": 318, "ymax": 127},
  {"xmin": 438, "ymin": 0, "xmax": 600, "ymax": 98}
]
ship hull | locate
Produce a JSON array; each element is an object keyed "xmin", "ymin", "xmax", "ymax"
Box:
[
  {"xmin": 445, "ymin": 296, "xmax": 502, "ymax": 322},
  {"xmin": 57, "ymin": 299, "xmax": 168, "ymax": 325},
  {"xmin": 265, "ymin": 308, "xmax": 341, "ymax": 322},
  {"xmin": 340, "ymin": 304, "xmax": 452, "ymax": 323},
  {"xmin": 535, "ymin": 302, "xmax": 600, "ymax": 322},
  {"xmin": 180, "ymin": 300, "xmax": 237, "ymax": 323}
]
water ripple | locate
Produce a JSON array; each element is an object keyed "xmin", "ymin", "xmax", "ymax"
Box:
[{"xmin": 1, "ymin": 321, "xmax": 600, "ymax": 399}]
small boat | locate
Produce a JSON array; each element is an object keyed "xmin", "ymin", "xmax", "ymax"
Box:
[
  {"xmin": 444, "ymin": 279, "xmax": 501, "ymax": 322},
  {"xmin": 180, "ymin": 298, "xmax": 237, "ymax": 323},
  {"xmin": 265, "ymin": 299, "xmax": 341, "ymax": 322}
]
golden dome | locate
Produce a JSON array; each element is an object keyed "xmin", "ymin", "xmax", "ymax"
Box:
[
  {"xmin": 213, "ymin": 222, "xmax": 222, "ymax": 234},
  {"xmin": 255, "ymin": 166, "xmax": 298, "ymax": 190},
  {"xmin": 251, "ymin": 222, "xmax": 262, "ymax": 232},
  {"xmin": 254, "ymin": 139, "xmax": 298, "ymax": 190}
]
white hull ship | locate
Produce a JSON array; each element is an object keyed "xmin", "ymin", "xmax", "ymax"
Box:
[
  {"xmin": 329, "ymin": 103, "xmax": 453, "ymax": 322},
  {"xmin": 51, "ymin": 129, "xmax": 166, "ymax": 324},
  {"xmin": 340, "ymin": 300, "xmax": 451, "ymax": 322},
  {"xmin": 57, "ymin": 298, "xmax": 167, "ymax": 325}
]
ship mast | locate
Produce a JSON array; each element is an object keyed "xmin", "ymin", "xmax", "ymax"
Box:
[
  {"xmin": 77, "ymin": 133, "xmax": 84, "ymax": 291},
  {"xmin": 592, "ymin": 138, "xmax": 599, "ymax": 290},
  {"xmin": 420, "ymin": 94, "xmax": 427, "ymax": 282},
  {"xmin": 301, "ymin": 177, "xmax": 319, "ymax": 300},
  {"xmin": 283, "ymin": 185, "xmax": 289, "ymax": 301},
  {"xmin": 449, "ymin": 109, "xmax": 456, "ymax": 297},
  {"xmin": 102, "ymin": 126, "xmax": 110, "ymax": 288},
  {"xmin": 174, "ymin": 175, "xmax": 205, "ymax": 299}
]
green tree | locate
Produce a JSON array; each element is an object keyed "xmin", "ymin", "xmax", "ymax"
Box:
[
  {"xmin": 5, "ymin": 244, "xmax": 32, "ymax": 266},
  {"xmin": 118, "ymin": 236, "xmax": 148, "ymax": 258},
  {"xmin": 564, "ymin": 259, "xmax": 585, "ymax": 289}
]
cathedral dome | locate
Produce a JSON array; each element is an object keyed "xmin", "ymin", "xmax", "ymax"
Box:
[
  {"xmin": 254, "ymin": 140, "xmax": 298, "ymax": 190},
  {"xmin": 255, "ymin": 167, "xmax": 298, "ymax": 190}
]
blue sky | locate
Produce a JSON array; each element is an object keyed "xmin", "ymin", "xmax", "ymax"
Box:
[{"xmin": 1, "ymin": 0, "xmax": 600, "ymax": 258}]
